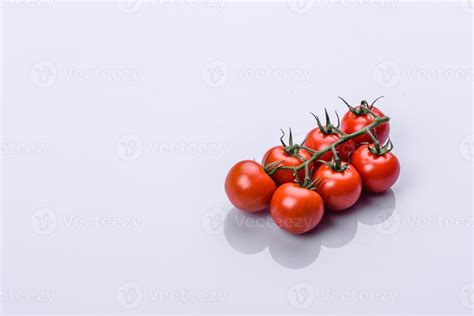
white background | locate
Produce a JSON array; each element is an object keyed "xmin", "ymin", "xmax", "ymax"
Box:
[{"xmin": 1, "ymin": 0, "xmax": 473, "ymax": 314}]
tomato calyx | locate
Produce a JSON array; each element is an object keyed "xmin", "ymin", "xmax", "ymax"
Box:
[
  {"xmin": 318, "ymin": 146, "xmax": 350, "ymax": 172},
  {"xmin": 280, "ymin": 128, "xmax": 307, "ymax": 159},
  {"xmin": 368, "ymin": 138, "xmax": 395, "ymax": 156},
  {"xmin": 291, "ymin": 161, "xmax": 322, "ymax": 190},
  {"xmin": 310, "ymin": 108, "xmax": 343, "ymax": 136},
  {"xmin": 338, "ymin": 96, "xmax": 384, "ymax": 117},
  {"xmin": 263, "ymin": 160, "xmax": 284, "ymax": 176}
]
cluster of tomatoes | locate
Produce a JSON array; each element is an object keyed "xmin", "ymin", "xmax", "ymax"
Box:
[{"xmin": 225, "ymin": 97, "xmax": 401, "ymax": 235}]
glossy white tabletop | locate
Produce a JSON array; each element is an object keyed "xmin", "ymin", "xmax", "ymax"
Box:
[{"xmin": 1, "ymin": 1, "xmax": 473, "ymax": 314}]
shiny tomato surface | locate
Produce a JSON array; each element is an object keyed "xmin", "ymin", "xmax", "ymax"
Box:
[
  {"xmin": 313, "ymin": 164, "xmax": 362, "ymax": 211},
  {"xmin": 262, "ymin": 146, "xmax": 312, "ymax": 185},
  {"xmin": 270, "ymin": 183, "xmax": 325, "ymax": 234},
  {"xmin": 341, "ymin": 106, "xmax": 390, "ymax": 145},
  {"xmin": 225, "ymin": 160, "xmax": 276, "ymax": 212},
  {"xmin": 351, "ymin": 145, "xmax": 400, "ymax": 193},
  {"xmin": 305, "ymin": 128, "xmax": 355, "ymax": 163}
]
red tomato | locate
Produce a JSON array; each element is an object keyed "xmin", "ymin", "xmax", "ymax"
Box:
[
  {"xmin": 270, "ymin": 183, "xmax": 325, "ymax": 234},
  {"xmin": 305, "ymin": 128, "xmax": 356, "ymax": 163},
  {"xmin": 313, "ymin": 163, "xmax": 362, "ymax": 211},
  {"xmin": 262, "ymin": 146, "xmax": 312, "ymax": 185},
  {"xmin": 341, "ymin": 106, "xmax": 390, "ymax": 145},
  {"xmin": 351, "ymin": 145, "xmax": 400, "ymax": 193},
  {"xmin": 225, "ymin": 160, "xmax": 276, "ymax": 212}
]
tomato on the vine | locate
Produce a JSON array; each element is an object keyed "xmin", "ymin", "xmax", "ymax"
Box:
[
  {"xmin": 340, "ymin": 97, "xmax": 390, "ymax": 145},
  {"xmin": 270, "ymin": 183, "xmax": 325, "ymax": 235},
  {"xmin": 225, "ymin": 160, "xmax": 276, "ymax": 212},
  {"xmin": 305, "ymin": 129, "xmax": 355, "ymax": 163},
  {"xmin": 262, "ymin": 146, "xmax": 311, "ymax": 185},
  {"xmin": 351, "ymin": 144, "xmax": 400, "ymax": 193},
  {"xmin": 313, "ymin": 163, "xmax": 362, "ymax": 211}
]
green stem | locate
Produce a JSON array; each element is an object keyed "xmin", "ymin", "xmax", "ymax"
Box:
[{"xmin": 277, "ymin": 116, "xmax": 390, "ymax": 173}]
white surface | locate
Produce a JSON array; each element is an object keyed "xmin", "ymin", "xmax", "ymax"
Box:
[{"xmin": 1, "ymin": 1, "xmax": 473, "ymax": 314}]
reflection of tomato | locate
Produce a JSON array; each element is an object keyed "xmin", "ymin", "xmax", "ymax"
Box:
[
  {"xmin": 313, "ymin": 164, "xmax": 362, "ymax": 211},
  {"xmin": 270, "ymin": 183, "xmax": 325, "ymax": 234},
  {"xmin": 305, "ymin": 128, "xmax": 355, "ymax": 163},
  {"xmin": 341, "ymin": 106, "xmax": 390, "ymax": 145},
  {"xmin": 351, "ymin": 145, "xmax": 400, "ymax": 193},
  {"xmin": 262, "ymin": 146, "xmax": 311, "ymax": 185},
  {"xmin": 225, "ymin": 160, "xmax": 276, "ymax": 212}
]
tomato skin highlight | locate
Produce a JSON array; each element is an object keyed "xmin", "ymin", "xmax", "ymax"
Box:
[
  {"xmin": 341, "ymin": 106, "xmax": 390, "ymax": 145},
  {"xmin": 313, "ymin": 164, "xmax": 362, "ymax": 211},
  {"xmin": 225, "ymin": 160, "xmax": 276, "ymax": 212},
  {"xmin": 351, "ymin": 145, "xmax": 401, "ymax": 193},
  {"xmin": 262, "ymin": 146, "xmax": 312, "ymax": 185},
  {"xmin": 304, "ymin": 128, "xmax": 355, "ymax": 163},
  {"xmin": 270, "ymin": 183, "xmax": 325, "ymax": 235}
]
